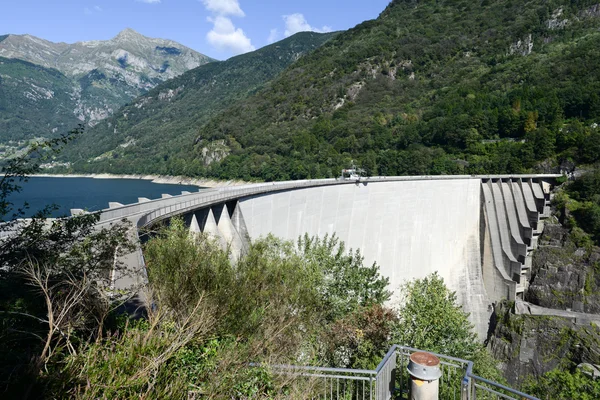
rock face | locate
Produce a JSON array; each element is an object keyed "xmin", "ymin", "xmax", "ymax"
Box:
[
  {"xmin": 488, "ymin": 302, "xmax": 600, "ymax": 387},
  {"xmin": 527, "ymin": 224, "xmax": 600, "ymax": 313},
  {"xmin": 488, "ymin": 200, "xmax": 600, "ymax": 387},
  {"xmin": 0, "ymin": 29, "xmax": 213, "ymax": 142}
]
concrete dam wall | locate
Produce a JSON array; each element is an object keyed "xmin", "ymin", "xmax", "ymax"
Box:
[
  {"xmin": 236, "ymin": 178, "xmax": 550, "ymax": 339},
  {"xmin": 238, "ymin": 179, "xmax": 490, "ymax": 336},
  {"xmin": 115, "ymin": 176, "xmax": 552, "ymax": 340}
]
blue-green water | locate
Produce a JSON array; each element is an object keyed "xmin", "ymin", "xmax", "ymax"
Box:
[{"xmin": 7, "ymin": 177, "xmax": 201, "ymax": 218}]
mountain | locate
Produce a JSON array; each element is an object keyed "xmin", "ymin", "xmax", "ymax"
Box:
[
  {"xmin": 0, "ymin": 29, "xmax": 210, "ymax": 86},
  {"xmin": 145, "ymin": 0, "xmax": 600, "ymax": 181},
  {"xmin": 0, "ymin": 29, "xmax": 213, "ymax": 146},
  {"xmin": 58, "ymin": 31, "xmax": 337, "ymax": 175},
  {"xmin": 0, "ymin": 57, "xmax": 76, "ymax": 144}
]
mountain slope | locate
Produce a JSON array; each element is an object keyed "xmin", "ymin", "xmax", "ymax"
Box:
[
  {"xmin": 0, "ymin": 57, "xmax": 78, "ymax": 144},
  {"xmin": 0, "ymin": 29, "xmax": 213, "ymax": 143},
  {"xmin": 176, "ymin": 0, "xmax": 600, "ymax": 181},
  {"xmin": 60, "ymin": 31, "xmax": 337, "ymax": 175},
  {"xmin": 0, "ymin": 29, "xmax": 210, "ymax": 84}
]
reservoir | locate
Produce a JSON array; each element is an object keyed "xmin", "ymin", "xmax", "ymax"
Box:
[{"xmin": 6, "ymin": 177, "xmax": 201, "ymax": 218}]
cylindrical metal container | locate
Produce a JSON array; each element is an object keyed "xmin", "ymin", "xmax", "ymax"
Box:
[{"xmin": 407, "ymin": 351, "xmax": 442, "ymax": 400}]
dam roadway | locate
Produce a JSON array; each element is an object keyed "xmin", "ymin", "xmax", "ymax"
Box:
[{"xmin": 94, "ymin": 175, "xmax": 559, "ymax": 339}]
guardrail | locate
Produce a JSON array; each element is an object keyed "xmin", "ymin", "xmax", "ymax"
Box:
[
  {"xmin": 260, "ymin": 364, "xmax": 378, "ymax": 400},
  {"xmin": 135, "ymin": 179, "xmax": 341, "ymax": 228},
  {"xmin": 261, "ymin": 345, "xmax": 538, "ymax": 400},
  {"xmin": 123, "ymin": 174, "xmax": 562, "ymax": 230}
]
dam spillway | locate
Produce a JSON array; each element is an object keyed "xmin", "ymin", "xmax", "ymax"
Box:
[{"xmin": 103, "ymin": 175, "xmax": 554, "ymax": 340}]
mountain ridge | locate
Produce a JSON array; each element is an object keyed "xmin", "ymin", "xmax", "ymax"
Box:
[
  {"xmin": 0, "ymin": 29, "xmax": 214, "ymax": 146},
  {"xmin": 0, "ymin": 28, "xmax": 212, "ymax": 81},
  {"xmin": 179, "ymin": 0, "xmax": 600, "ymax": 180},
  {"xmin": 57, "ymin": 31, "xmax": 338, "ymax": 175}
]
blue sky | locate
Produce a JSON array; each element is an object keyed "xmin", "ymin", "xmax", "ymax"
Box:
[{"xmin": 1, "ymin": 0, "xmax": 391, "ymax": 60}]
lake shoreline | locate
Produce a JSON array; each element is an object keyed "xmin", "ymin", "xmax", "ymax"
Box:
[{"xmin": 32, "ymin": 173, "xmax": 249, "ymax": 188}]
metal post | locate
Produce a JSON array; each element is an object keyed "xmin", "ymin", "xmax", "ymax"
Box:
[
  {"xmin": 407, "ymin": 352, "xmax": 442, "ymax": 400},
  {"xmin": 461, "ymin": 377, "xmax": 470, "ymax": 400}
]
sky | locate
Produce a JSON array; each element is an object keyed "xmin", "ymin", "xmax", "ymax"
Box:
[{"xmin": 0, "ymin": 0, "xmax": 392, "ymax": 60}]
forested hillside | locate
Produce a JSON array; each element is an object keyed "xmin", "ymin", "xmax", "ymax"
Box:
[
  {"xmin": 162, "ymin": 0, "xmax": 600, "ymax": 181},
  {"xmin": 0, "ymin": 29, "xmax": 212, "ymax": 146},
  {"xmin": 60, "ymin": 32, "xmax": 337, "ymax": 175},
  {"xmin": 0, "ymin": 57, "xmax": 78, "ymax": 144}
]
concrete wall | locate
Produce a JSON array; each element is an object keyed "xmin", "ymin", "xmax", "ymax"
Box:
[{"xmin": 238, "ymin": 179, "xmax": 491, "ymax": 339}]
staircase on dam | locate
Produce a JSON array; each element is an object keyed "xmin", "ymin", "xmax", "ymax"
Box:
[{"xmin": 481, "ymin": 178, "xmax": 551, "ymax": 304}]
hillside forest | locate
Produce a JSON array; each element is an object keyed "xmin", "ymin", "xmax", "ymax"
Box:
[{"xmin": 57, "ymin": 0, "xmax": 600, "ymax": 182}]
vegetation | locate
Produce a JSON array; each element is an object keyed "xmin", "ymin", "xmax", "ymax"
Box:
[
  {"xmin": 0, "ymin": 57, "xmax": 79, "ymax": 143},
  {"xmin": 524, "ymin": 367, "xmax": 600, "ymax": 399},
  {"xmin": 143, "ymin": 221, "xmax": 392, "ymax": 366},
  {"xmin": 191, "ymin": 0, "xmax": 600, "ymax": 181},
  {"xmin": 192, "ymin": 0, "xmax": 600, "ymax": 181},
  {"xmin": 47, "ymin": 0, "xmax": 600, "ymax": 180},
  {"xmin": 395, "ymin": 273, "xmax": 479, "ymax": 357},
  {"xmin": 394, "ymin": 273, "xmax": 502, "ymax": 382},
  {"xmin": 59, "ymin": 32, "xmax": 337, "ymax": 176},
  {"xmin": 553, "ymin": 166, "xmax": 600, "ymax": 245},
  {"xmin": 0, "ymin": 127, "xmax": 135, "ymax": 397}
]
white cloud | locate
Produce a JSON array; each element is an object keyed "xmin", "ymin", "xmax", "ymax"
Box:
[
  {"xmin": 283, "ymin": 13, "xmax": 332, "ymax": 37},
  {"xmin": 84, "ymin": 6, "xmax": 103, "ymax": 15},
  {"xmin": 206, "ymin": 16, "xmax": 255, "ymax": 54},
  {"xmin": 202, "ymin": 0, "xmax": 244, "ymax": 17},
  {"xmin": 202, "ymin": 0, "xmax": 254, "ymax": 55},
  {"xmin": 136, "ymin": 0, "xmax": 161, "ymax": 3},
  {"xmin": 267, "ymin": 28, "xmax": 279, "ymax": 44}
]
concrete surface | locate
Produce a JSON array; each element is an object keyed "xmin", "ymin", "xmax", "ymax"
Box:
[
  {"xmin": 238, "ymin": 179, "xmax": 492, "ymax": 339},
  {"xmin": 96, "ymin": 175, "xmax": 558, "ymax": 341}
]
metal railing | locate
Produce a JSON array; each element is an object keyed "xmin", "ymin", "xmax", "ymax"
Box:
[
  {"xmin": 95, "ymin": 174, "xmax": 562, "ymax": 228},
  {"xmin": 263, "ymin": 364, "xmax": 378, "ymax": 400},
  {"xmin": 262, "ymin": 345, "xmax": 538, "ymax": 400}
]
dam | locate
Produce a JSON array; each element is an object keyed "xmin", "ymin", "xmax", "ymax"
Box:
[
  {"xmin": 96, "ymin": 175, "xmax": 557, "ymax": 339},
  {"xmin": 239, "ymin": 179, "xmax": 487, "ymax": 332}
]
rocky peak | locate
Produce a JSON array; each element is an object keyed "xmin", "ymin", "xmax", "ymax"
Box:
[
  {"xmin": 114, "ymin": 28, "xmax": 143, "ymax": 40},
  {"xmin": 0, "ymin": 30, "xmax": 213, "ymax": 78},
  {"xmin": 0, "ymin": 29, "xmax": 215, "ymax": 132}
]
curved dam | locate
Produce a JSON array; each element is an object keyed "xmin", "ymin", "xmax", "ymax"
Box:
[
  {"xmin": 102, "ymin": 175, "xmax": 555, "ymax": 340},
  {"xmin": 239, "ymin": 179, "xmax": 489, "ymax": 336},
  {"xmin": 236, "ymin": 178, "xmax": 551, "ymax": 338}
]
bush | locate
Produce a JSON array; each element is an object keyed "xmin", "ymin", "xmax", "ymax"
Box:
[{"xmin": 392, "ymin": 272, "xmax": 501, "ymax": 380}]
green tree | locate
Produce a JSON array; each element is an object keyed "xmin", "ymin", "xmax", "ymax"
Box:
[
  {"xmin": 392, "ymin": 273, "xmax": 501, "ymax": 379},
  {"xmin": 393, "ymin": 272, "xmax": 479, "ymax": 358},
  {"xmin": 523, "ymin": 368, "xmax": 600, "ymax": 400},
  {"xmin": 297, "ymin": 233, "xmax": 391, "ymax": 323},
  {"xmin": 0, "ymin": 126, "xmax": 135, "ymax": 397},
  {"xmin": 321, "ymin": 304, "xmax": 396, "ymax": 369},
  {"xmin": 143, "ymin": 218, "xmax": 232, "ymax": 314}
]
